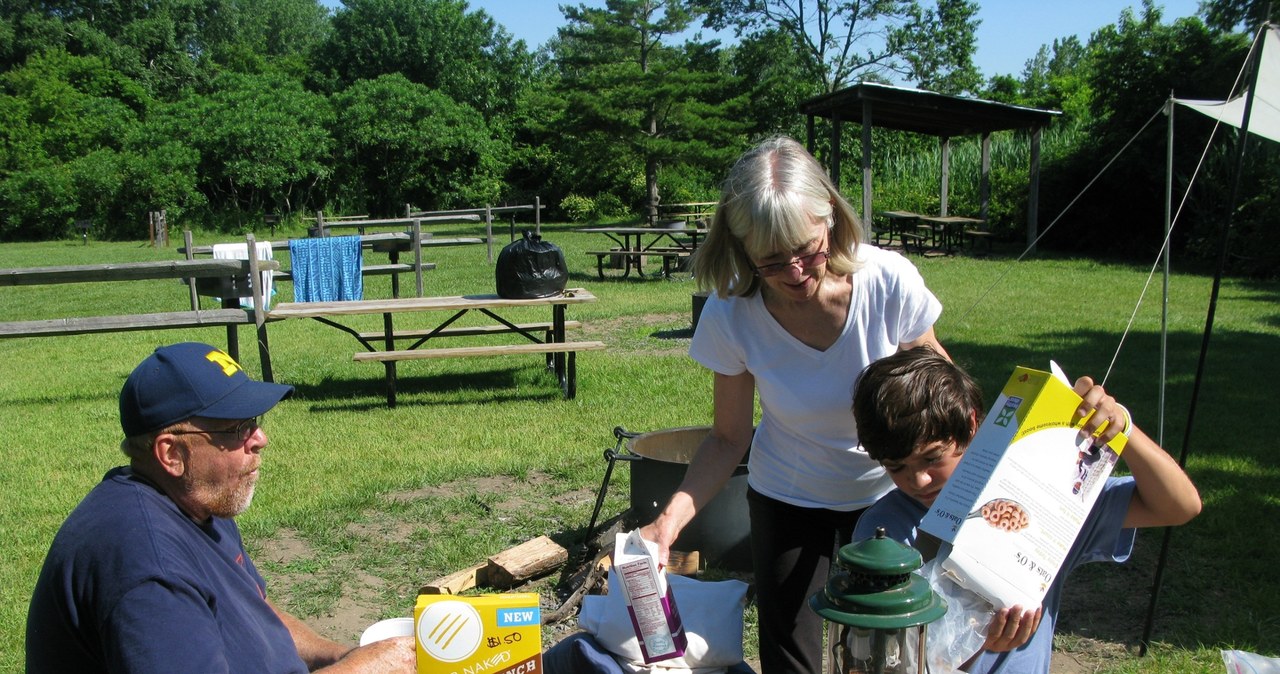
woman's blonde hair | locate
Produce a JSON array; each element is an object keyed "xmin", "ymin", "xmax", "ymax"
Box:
[{"xmin": 693, "ymin": 136, "xmax": 863, "ymax": 297}]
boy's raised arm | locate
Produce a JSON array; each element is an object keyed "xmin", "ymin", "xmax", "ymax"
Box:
[
  {"xmin": 1116, "ymin": 425, "xmax": 1202, "ymax": 529},
  {"xmin": 1071, "ymin": 376, "xmax": 1201, "ymax": 530}
]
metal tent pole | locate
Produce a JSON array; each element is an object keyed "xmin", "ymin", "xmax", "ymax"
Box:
[{"xmin": 1139, "ymin": 25, "xmax": 1267, "ymax": 656}]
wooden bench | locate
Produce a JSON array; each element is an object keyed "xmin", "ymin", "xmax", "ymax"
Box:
[
  {"xmin": 357, "ymin": 321, "xmax": 581, "ymax": 342},
  {"xmin": 357, "ymin": 321, "xmax": 582, "ymax": 369},
  {"xmin": 0, "ymin": 251, "xmax": 277, "ymax": 380},
  {"xmin": 964, "ymin": 228, "xmax": 996, "ymax": 254},
  {"xmin": 897, "ymin": 232, "xmax": 927, "ymax": 255},
  {"xmin": 585, "ymin": 249, "xmax": 691, "ymax": 279},
  {"xmin": 354, "ymin": 340, "xmax": 606, "ymax": 400}
]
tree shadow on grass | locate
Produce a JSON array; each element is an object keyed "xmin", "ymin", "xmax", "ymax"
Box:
[{"xmin": 289, "ymin": 365, "xmax": 567, "ymax": 411}]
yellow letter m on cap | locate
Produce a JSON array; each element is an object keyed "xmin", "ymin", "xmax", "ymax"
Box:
[{"xmin": 205, "ymin": 349, "xmax": 244, "ymax": 377}]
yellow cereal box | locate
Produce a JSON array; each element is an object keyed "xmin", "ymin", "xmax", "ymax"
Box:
[
  {"xmin": 414, "ymin": 593, "xmax": 542, "ymax": 674},
  {"xmin": 919, "ymin": 363, "xmax": 1129, "ymax": 609}
]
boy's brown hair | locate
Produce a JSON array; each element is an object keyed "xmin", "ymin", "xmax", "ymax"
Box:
[{"xmin": 853, "ymin": 346, "xmax": 986, "ymax": 462}]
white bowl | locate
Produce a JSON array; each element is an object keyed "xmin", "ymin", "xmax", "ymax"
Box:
[{"xmin": 359, "ymin": 617, "xmax": 415, "ymax": 646}]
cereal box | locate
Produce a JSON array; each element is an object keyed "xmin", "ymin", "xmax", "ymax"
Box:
[
  {"xmin": 414, "ymin": 593, "xmax": 542, "ymax": 674},
  {"xmin": 919, "ymin": 363, "xmax": 1128, "ymax": 609}
]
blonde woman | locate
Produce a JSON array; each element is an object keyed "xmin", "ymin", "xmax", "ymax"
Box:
[{"xmin": 642, "ymin": 136, "xmax": 948, "ymax": 673}]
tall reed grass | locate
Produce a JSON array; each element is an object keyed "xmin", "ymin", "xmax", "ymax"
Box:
[{"xmin": 854, "ymin": 119, "xmax": 1088, "ymax": 233}]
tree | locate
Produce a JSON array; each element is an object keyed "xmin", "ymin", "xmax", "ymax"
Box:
[
  {"xmin": 1038, "ymin": 2, "xmax": 1251, "ymax": 260},
  {"xmin": 331, "ymin": 73, "xmax": 505, "ymax": 213},
  {"xmin": 898, "ymin": 0, "xmax": 980, "ymax": 94},
  {"xmin": 982, "ymin": 36, "xmax": 1090, "ymax": 117},
  {"xmin": 706, "ymin": 0, "xmax": 981, "ymax": 94},
  {"xmin": 155, "ymin": 71, "xmax": 335, "ymax": 217},
  {"xmin": 211, "ymin": 0, "xmax": 332, "ymax": 77},
  {"xmin": 554, "ymin": 0, "xmax": 747, "ymax": 222},
  {"xmin": 1201, "ymin": 0, "xmax": 1276, "ymax": 33},
  {"xmin": 0, "ymin": 49, "xmax": 152, "ymax": 239},
  {"xmin": 316, "ymin": 0, "xmax": 532, "ymax": 121},
  {"xmin": 727, "ymin": 28, "xmax": 822, "ymax": 138}
]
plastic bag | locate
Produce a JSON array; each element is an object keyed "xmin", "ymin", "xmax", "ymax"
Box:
[
  {"xmin": 496, "ymin": 229, "xmax": 568, "ymax": 299},
  {"xmin": 579, "ymin": 570, "xmax": 748, "ymax": 670},
  {"xmin": 1222, "ymin": 649, "xmax": 1280, "ymax": 673},
  {"xmin": 905, "ymin": 554, "xmax": 994, "ymax": 674}
]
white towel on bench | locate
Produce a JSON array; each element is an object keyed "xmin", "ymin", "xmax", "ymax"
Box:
[{"xmin": 212, "ymin": 241, "xmax": 275, "ymax": 310}]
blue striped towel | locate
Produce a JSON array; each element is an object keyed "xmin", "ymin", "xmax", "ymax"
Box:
[{"xmin": 288, "ymin": 236, "xmax": 363, "ymax": 302}]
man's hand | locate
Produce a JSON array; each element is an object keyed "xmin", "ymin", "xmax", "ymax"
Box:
[
  {"xmin": 983, "ymin": 605, "xmax": 1043, "ymax": 652},
  {"xmin": 318, "ymin": 636, "xmax": 416, "ymax": 673}
]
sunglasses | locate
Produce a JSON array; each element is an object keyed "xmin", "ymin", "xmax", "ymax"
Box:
[
  {"xmin": 750, "ymin": 250, "xmax": 831, "ymax": 277},
  {"xmin": 169, "ymin": 417, "xmax": 260, "ymax": 444}
]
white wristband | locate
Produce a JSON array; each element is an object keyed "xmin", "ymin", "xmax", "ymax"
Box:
[{"xmin": 1115, "ymin": 403, "xmax": 1133, "ymax": 436}]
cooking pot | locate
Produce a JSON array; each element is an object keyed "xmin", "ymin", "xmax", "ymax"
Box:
[{"xmin": 599, "ymin": 426, "xmax": 752, "ymax": 571}]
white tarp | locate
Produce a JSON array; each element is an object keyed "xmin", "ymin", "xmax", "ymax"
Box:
[{"xmin": 1175, "ymin": 26, "xmax": 1280, "ymax": 145}]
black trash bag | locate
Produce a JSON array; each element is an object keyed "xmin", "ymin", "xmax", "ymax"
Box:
[{"xmin": 496, "ymin": 229, "xmax": 568, "ymax": 299}]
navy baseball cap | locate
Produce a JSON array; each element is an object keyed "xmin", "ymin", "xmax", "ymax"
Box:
[{"xmin": 119, "ymin": 342, "xmax": 294, "ymax": 437}]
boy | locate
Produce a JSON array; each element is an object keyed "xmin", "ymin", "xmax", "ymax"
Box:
[{"xmin": 850, "ymin": 347, "xmax": 1200, "ymax": 674}]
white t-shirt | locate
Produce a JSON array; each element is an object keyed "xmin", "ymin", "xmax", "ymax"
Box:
[{"xmin": 690, "ymin": 245, "xmax": 943, "ymax": 510}]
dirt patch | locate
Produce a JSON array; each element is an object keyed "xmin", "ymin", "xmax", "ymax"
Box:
[
  {"xmin": 581, "ymin": 312, "xmax": 693, "ymax": 357},
  {"xmin": 256, "ymin": 471, "xmax": 604, "ymax": 648}
]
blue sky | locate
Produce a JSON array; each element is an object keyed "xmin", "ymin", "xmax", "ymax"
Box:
[{"xmin": 319, "ymin": 1, "xmax": 1204, "ymax": 79}]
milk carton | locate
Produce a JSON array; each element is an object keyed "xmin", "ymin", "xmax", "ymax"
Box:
[
  {"xmin": 413, "ymin": 593, "xmax": 542, "ymax": 674},
  {"xmin": 613, "ymin": 530, "xmax": 687, "ymax": 663},
  {"xmin": 919, "ymin": 363, "xmax": 1129, "ymax": 609}
]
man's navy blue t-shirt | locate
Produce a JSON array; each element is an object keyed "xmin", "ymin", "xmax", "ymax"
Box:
[{"xmin": 26, "ymin": 467, "xmax": 307, "ymax": 673}]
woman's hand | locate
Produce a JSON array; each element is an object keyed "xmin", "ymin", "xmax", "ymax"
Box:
[
  {"xmin": 983, "ymin": 605, "xmax": 1043, "ymax": 652},
  {"xmin": 637, "ymin": 521, "xmax": 676, "ymax": 568}
]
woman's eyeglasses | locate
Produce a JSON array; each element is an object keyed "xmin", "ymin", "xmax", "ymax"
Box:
[
  {"xmin": 750, "ymin": 250, "xmax": 831, "ymax": 277},
  {"xmin": 169, "ymin": 417, "xmax": 260, "ymax": 444}
]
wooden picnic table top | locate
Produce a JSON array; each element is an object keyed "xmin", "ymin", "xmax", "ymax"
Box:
[
  {"xmin": 180, "ymin": 233, "xmax": 482, "ymax": 255},
  {"xmin": 321, "ymin": 214, "xmax": 481, "ymax": 228},
  {"xmin": 0, "ymin": 259, "xmax": 280, "ymax": 287},
  {"xmin": 879, "ymin": 210, "xmax": 921, "ymax": 219},
  {"xmin": 268, "ymin": 288, "xmax": 597, "ymax": 320},
  {"xmin": 578, "ymin": 226, "xmax": 707, "ymax": 235},
  {"xmin": 409, "ymin": 204, "xmax": 543, "ymax": 218},
  {"xmin": 918, "ymin": 215, "xmax": 985, "ymax": 225}
]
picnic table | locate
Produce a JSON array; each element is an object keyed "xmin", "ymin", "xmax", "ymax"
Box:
[
  {"xmin": 655, "ymin": 201, "xmax": 717, "ymax": 226},
  {"xmin": 917, "ymin": 215, "xmax": 984, "ymax": 255},
  {"xmin": 266, "ymin": 288, "xmax": 604, "ymax": 407},
  {"xmin": 875, "ymin": 210, "xmax": 921, "ymax": 249},
  {"xmin": 579, "ymin": 226, "xmax": 708, "ymax": 279}
]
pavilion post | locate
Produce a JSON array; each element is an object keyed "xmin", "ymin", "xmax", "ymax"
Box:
[
  {"xmin": 861, "ymin": 100, "xmax": 874, "ymax": 228},
  {"xmin": 939, "ymin": 136, "xmax": 951, "ymax": 216},
  {"xmin": 829, "ymin": 111, "xmax": 843, "ymax": 189},
  {"xmin": 981, "ymin": 132, "xmax": 992, "ymax": 222},
  {"xmin": 1028, "ymin": 127, "xmax": 1043, "ymax": 253}
]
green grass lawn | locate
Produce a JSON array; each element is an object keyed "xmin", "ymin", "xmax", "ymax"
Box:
[{"xmin": 2, "ymin": 223, "xmax": 1277, "ymax": 673}]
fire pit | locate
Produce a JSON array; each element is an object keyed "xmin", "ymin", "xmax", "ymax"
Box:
[{"xmin": 590, "ymin": 426, "xmax": 752, "ymax": 572}]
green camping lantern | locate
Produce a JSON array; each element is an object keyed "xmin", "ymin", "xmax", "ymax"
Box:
[{"xmin": 810, "ymin": 527, "xmax": 948, "ymax": 674}]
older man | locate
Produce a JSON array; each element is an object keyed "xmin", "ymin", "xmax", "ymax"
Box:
[{"xmin": 26, "ymin": 342, "xmax": 415, "ymax": 673}]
